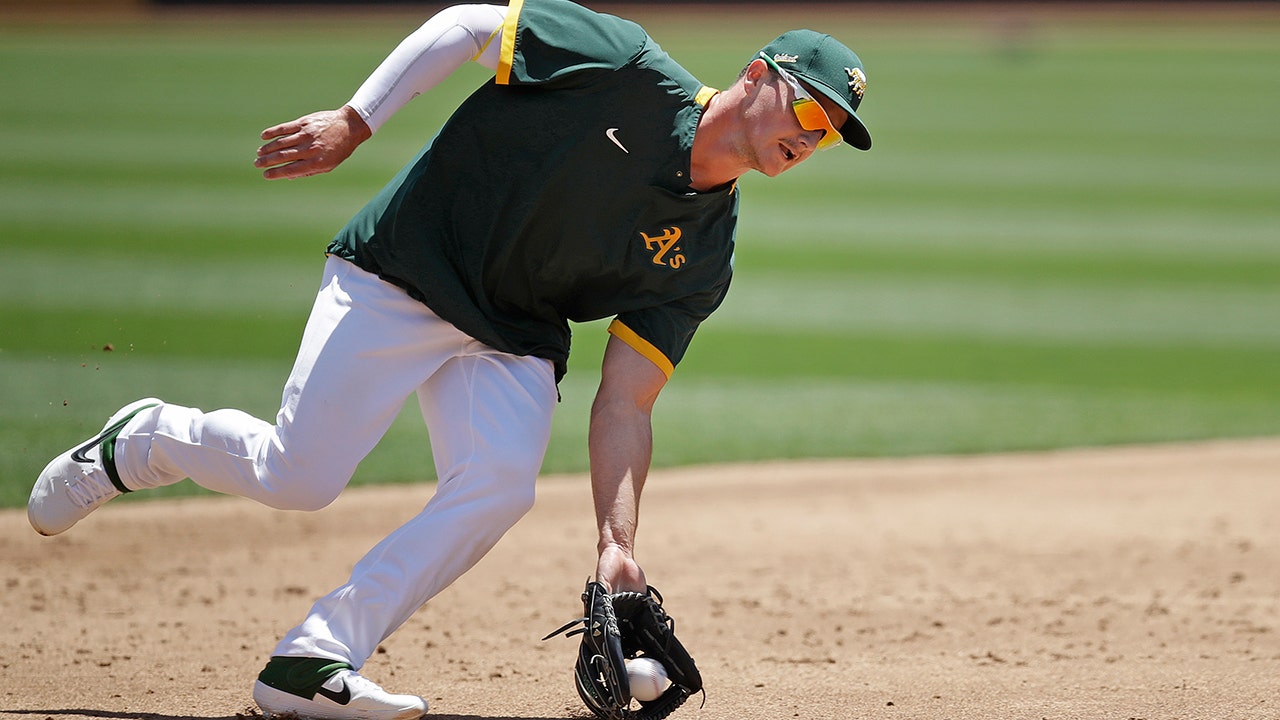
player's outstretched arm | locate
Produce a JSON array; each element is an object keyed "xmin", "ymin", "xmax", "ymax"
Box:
[
  {"xmin": 589, "ymin": 335, "xmax": 670, "ymax": 595},
  {"xmin": 254, "ymin": 4, "xmax": 505, "ymax": 181}
]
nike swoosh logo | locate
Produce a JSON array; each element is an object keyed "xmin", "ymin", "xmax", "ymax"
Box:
[
  {"xmin": 605, "ymin": 127, "xmax": 629, "ymax": 154},
  {"xmin": 69, "ymin": 413, "xmax": 142, "ymax": 464},
  {"xmin": 316, "ymin": 679, "xmax": 352, "ymax": 705}
]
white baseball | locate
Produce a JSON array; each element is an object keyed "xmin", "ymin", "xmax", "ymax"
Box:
[{"xmin": 625, "ymin": 657, "xmax": 671, "ymax": 702}]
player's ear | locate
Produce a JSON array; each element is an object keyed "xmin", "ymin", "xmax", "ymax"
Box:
[{"xmin": 741, "ymin": 58, "xmax": 769, "ymax": 95}]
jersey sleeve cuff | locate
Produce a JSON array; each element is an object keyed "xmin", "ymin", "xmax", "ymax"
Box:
[{"xmin": 608, "ymin": 319, "xmax": 675, "ymax": 379}]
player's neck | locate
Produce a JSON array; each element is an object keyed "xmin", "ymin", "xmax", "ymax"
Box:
[{"xmin": 689, "ymin": 92, "xmax": 749, "ymax": 192}]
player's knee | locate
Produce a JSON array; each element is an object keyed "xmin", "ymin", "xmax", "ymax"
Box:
[
  {"xmin": 268, "ymin": 488, "xmax": 341, "ymax": 512},
  {"xmin": 476, "ymin": 484, "xmax": 535, "ymax": 535},
  {"xmin": 257, "ymin": 458, "xmax": 349, "ymax": 511},
  {"xmin": 253, "ymin": 483, "xmax": 342, "ymax": 512},
  {"xmin": 498, "ymin": 478, "xmax": 537, "ymax": 524}
]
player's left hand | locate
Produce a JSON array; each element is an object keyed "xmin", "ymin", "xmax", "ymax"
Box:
[
  {"xmin": 255, "ymin": 106, "xmax": 372, "ymax": 180},
  {"xmin": 544, "ymin": 580, "xmax": 703, "ymax": 720}
]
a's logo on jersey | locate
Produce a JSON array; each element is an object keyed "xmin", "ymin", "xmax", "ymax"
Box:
[{"xmin": 641, "ymin": 227, "xmax": 685, "ymax": 269}]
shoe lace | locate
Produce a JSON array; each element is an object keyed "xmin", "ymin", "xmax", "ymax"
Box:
[{"xmin": 65, "ymin": 467, "xmax": 119, "ymax": 508}]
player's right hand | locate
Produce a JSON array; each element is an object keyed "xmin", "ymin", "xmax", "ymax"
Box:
[
  {"xmin": 255, "ymin": 106, "xmax": 372, "ymax": 180},
  {"xmin": 595, "ymin": 542, "xmax": 648, "ymax": 595}
]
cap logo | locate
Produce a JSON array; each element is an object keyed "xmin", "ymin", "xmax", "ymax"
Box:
[
  {"xmin": 846, "ymin": 67, "xmax": 867, "ymax": 99},
  {"xmin": 772, "ymin": 53, "xmax": 799, "ymax": 64}
]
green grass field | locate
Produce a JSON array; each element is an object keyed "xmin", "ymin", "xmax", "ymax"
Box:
[{"xmin": 2, "ymin": 6, "xmax": 1278, "ymax": 507}]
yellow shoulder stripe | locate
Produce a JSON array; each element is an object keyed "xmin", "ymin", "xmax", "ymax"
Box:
[
  {"xmin": 496, "ymin": 0, "xmax": 525, "ymax": 85},
  {"xmin": 608, "ymin": 319, "xmax": 675, "ymax": 379},
  {"xmin": 694, "ymin": 86, "xmax": 719, "ymax": 107}
]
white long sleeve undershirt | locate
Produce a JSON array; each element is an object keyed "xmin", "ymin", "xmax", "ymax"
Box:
[{"xmin": 346, "ymin": 4, "xmax": 507, "ymax": 134}]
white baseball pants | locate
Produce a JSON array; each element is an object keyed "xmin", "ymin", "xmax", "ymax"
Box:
[{"xmin": 113, "ymin": 255, "xmax": 559, "ymax": 666}]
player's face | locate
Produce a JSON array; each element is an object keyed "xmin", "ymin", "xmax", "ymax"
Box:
[
  {"xmin": 743, "ymin": 62, "xmax": 848, "ymax": 177},
  {"xmin": 760, "ymin": 53, "xmax": 846, "ymax": 151}
]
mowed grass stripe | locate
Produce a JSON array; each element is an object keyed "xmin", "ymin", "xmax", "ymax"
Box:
[
  {"xmin": 0, "ymin": 251, "xmax": 320, "ymax": 313},
  {"xmin": 810, "ymin": 153, "xmax": 1278, "ymax": 215},
  {"xmin": 7, "ymin": 307, "xmax": 307, "ymax": 360},
  {"xmin": 734, "ymin": 243, "xmax": 1280, "ymax": 290},
  {"xmin": 712, "ymin": 273, "xmax": 1280, "ymax": 348},
  {"xmin": 739, "ymin": 196, "xmax": 1280, "ymax": 259},
  {"xmin": 673, "ymin": 328, "xmax": 1280, "ymax": 399},
  {"xmin": 0, "ymin": 180, "xmax": 359, "ymax": 242}
]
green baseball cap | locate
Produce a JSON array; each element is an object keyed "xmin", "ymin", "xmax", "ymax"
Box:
[{"xmin": 759, "ymin": 29, "xmax": 872, "ymax": 150}]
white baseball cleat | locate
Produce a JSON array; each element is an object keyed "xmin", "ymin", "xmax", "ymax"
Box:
[
  {"xmin": 28, "ymin": 398, "xmax": 162, "ymax": 536},
  {"xmin": 254, "ymin": 662, "xmax": 428, "ymax": 720}
]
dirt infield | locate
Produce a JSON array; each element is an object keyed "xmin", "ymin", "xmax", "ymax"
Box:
[{"xmin": 3, "ymin": 440, "xmax": 1278, "ymax": 720}]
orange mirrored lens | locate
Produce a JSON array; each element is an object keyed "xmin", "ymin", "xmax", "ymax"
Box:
[{"xmin": 791, "ymin": 97, "xmax": 842, "ymax": 150}]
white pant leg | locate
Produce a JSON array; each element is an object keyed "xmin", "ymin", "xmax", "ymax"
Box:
[
  {"xmin": 272, "ymin": 344, "xmax": 558, "ymax": 665},
  {"xmin": 114, "ymin": 256, "xmax": 470, "ymax": 510}
]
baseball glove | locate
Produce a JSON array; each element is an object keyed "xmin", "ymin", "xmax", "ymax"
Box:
[{"xmin": 543, "ymin": 580, "xmax": 702, "ymax": 720}]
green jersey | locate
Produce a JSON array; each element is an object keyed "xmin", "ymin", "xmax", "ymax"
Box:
[{"xmin": 328, "ymin": 0, "xmax": 738, "ymax": 381}]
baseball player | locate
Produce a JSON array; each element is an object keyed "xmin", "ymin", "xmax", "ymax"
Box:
[{"xmin": 28, "ymin": 1, "xmax": 871, "ymax": 718}]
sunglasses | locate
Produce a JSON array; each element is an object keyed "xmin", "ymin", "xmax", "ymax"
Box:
[{"xmin": 759, "ymin": 52, "xmax": 843, "ymax": 150}]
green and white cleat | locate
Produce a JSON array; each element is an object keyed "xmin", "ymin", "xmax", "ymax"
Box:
[
  {"xmin": 28, "ymin": 398, "xmax": 162, "ymax": 536},
  {"xmin": 254, "ymin": 656, "xmax": 428, "ymax": 720}
]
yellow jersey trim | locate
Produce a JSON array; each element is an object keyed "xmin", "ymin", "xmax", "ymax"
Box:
[
  {"xmin": 694, "ymin": 86, "xmax": 719, "ymax": 107},
  {"xmin": 496, "ymin": 0, "xmax": 525, "ymax": 85},
  {"xmin": 608, "ymin": 319, "xmax": 674, "ymax": 379}
]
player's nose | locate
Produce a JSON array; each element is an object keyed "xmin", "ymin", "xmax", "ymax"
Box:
[{"xmin": 793, "ymin": 131, "xmax": 823, "ymax": 160}]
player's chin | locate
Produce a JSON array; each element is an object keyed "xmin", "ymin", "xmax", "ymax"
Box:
[{"xmin": 757, "ymin": 161, "xmax": 794, "ymax": 178}]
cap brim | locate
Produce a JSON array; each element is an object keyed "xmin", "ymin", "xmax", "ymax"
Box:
[
  {"xmin": 796, "ymin": 73, "xmax": 872, "ymax": 151},
  {"xmin": 840, "ymin": 114, "xmax": 872, "ymax": 151}
]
